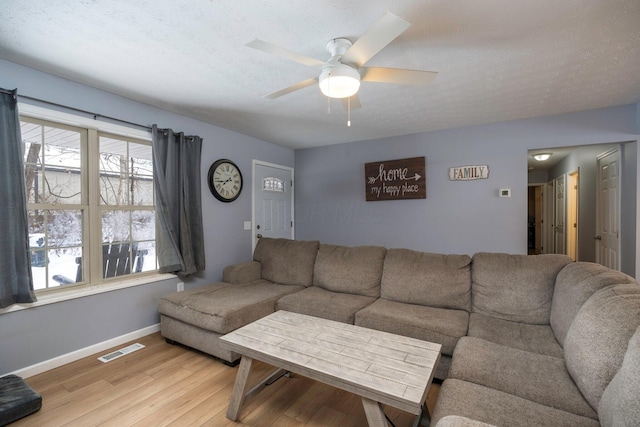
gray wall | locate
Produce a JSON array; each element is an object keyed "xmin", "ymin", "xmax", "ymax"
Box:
[
  {"xmin": 621, "ymin": 142, "xmax": 638, "ymax": 275},
  {"xmin": 0, "ymin": 59, "xmax": 293, "ymax": 374},
  {"xmin": 295, "ymin": 104, "xmax": 639, "ymax": 276}
]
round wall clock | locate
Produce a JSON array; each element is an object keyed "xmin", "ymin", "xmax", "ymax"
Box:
[{"xmin": 207, "ymin": 159, "xmax": 243, "ymax": 202}]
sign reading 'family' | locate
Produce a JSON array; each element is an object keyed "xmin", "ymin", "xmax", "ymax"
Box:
[
  {"xmin": 365, "ymin": 157, "xmax": 426, "ymax": 201},
  {"xmin": 448, "ymin": 165, "xmax": 490, "ymax": 181}
]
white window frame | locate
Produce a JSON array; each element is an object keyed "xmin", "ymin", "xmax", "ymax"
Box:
[{"xmin": 19, "ymin": 104, "xmax": 158, "ymax": 294}]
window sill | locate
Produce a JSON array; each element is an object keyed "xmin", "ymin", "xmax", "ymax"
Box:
[{"xmin": 0, "ymin": 273, "xmax": 177, "ymax": 315}]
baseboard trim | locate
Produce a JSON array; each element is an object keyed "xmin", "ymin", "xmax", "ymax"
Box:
[{"xmin": 10, "ymin": 324, "xmax": 160, "ymax": 378}]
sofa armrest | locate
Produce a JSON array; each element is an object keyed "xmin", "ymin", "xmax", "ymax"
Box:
[{"xmin": 223, "ymin": 261, "xmax": 262, "ymax": 284}]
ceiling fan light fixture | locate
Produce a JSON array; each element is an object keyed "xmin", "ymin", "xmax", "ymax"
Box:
[
  {"xmin": 319, "ymin": 63, "xmax": 361, "ymax": 99},
  {"xmin": 533, "ymin": 153, "xmax": 552, "ymax": 161}
]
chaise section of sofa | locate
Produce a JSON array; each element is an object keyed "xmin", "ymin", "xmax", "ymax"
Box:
[
  {"xmin": 159, "ymin": 238, "xmax": 319, "ymax": 363},
  {"xmin": 160, "ymin": 280, "xmax": 305, "ymax": 363},
  {"xmin": 356, "ymin": 249, "xmax": 472, "ymax": 379}
]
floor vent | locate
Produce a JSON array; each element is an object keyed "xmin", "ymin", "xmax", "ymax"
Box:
[{"xmin": 98, "ymin": 343, "xmax": 145, "ymax": 363}]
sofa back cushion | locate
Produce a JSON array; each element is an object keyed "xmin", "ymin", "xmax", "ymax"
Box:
[
  {"xmin": 564, "ymin": 283, "xmax": 640, "ymax": 410},
  {"xmin": 253, "ymin": 238, "xmax": 319, "ymax": 287},
  {"xmin": 313, "ymin": 244, "xmax": 386, "ymax": 297},
  {"xmin": 381, "ymin": 249, "xmax": 472, "ymax": 311},
  {"xmin": 471, "ymin": 253, "xmax": 572, "ymax": 324},
  {"xmin": 550, "ymin": 262, "xmax": 634, "ymax": 346},
  {"xmin": 598, "ymin": 325, "xmax": 640, "ymax": 427}
]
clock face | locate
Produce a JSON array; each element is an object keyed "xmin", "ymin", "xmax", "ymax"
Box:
[{"xmin": 208, "ymin": 159, "xmax": 243, "ymax": 202}]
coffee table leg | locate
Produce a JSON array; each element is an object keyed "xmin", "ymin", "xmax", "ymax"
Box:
[
  {"xmin": 226, "ymin": 356, "xmax": 254, "ymax": 421},
  {"xmin": 412, "ymin": 403, "xmax": 431, "ymax": 427},
  {"xmin": 362, "ymin": 397, "xmax": 389, "ymax": 427}
]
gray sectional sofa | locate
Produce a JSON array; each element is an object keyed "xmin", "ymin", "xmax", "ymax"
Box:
[{"xmin": 158, "ymin": 238, "xmax": 640, "ymax": 426}]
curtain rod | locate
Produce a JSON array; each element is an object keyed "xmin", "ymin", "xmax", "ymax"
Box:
[{"xmin": 0, "ymin": 87, "xmax": 152, "ymax": 131}]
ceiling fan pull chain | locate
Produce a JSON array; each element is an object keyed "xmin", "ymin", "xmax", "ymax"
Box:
[{"xmin": 347, "ymin": 97, "xmax": 351, "ymax": 127}]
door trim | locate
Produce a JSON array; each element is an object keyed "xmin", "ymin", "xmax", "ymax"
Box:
[{"xmin": 252, "ymin": 160, "xmax": 295, "ymax": 251}]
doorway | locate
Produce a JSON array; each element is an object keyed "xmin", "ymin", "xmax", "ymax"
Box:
[
  {"xmin": 528, "ymin": 185, "xmax": 543, "ymax": 254},
  {"xmin": 252, "ymin": 160, "xmax": 295, "ymax": 251},
  {"xmin": 528, "ymin": 182, "xmax": 554, "ymax": 255}
]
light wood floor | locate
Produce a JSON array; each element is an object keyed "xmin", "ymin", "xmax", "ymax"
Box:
[{"xmin": 13, "ymin": 332, "xmax": 440, "ymax": 427}]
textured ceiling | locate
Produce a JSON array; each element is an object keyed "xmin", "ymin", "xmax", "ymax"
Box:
[{"xmin": 1, "ymin": 0, "xmax": 639, "ymax": 149}]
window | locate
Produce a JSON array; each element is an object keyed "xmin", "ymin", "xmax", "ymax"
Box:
[
  {"xmin": 21, "ymin": 116, "xmax": 156, "ymax": 292},
  {"xmin": 263, "ymin": 177, "xmax": 285, "ymax": 192}
]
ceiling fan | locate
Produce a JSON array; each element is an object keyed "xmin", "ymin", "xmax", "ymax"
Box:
[{"xmin": 247, "ymin": 12, "xmax": 438, "ymax": 109}]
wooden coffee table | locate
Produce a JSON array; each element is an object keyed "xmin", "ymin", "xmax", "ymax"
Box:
[{"xmin": 220, "ymin": 310, "xmax": 441, "ymax": 427}]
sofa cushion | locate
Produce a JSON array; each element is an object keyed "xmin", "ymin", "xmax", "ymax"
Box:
[
  {"xmin": 449, "ymin": 337, "xmax": 596, "ymax": 419},
  {"xmin": 355, "ymin": 298, "xmax": 469, "ymax": 356},
  {"xmin": 432, "ymin": 379, "xmax": 599, "ymax": 427},
  {"xmin": 435, "ymin": 416, "xmax": 496, "ymax": 427},
  {"xmin": 381, "ymin": 249, "xmax": 471, "ymax": 311},
  {"xmin": 564, "ymin": 283, "xmax": 640, "ymax": 410},
  {"xmin": 598, "ymin": 326, "xmax": 640, "ymax": 427},
  {"xmin": 253, "ymin": 238, "xmax": 319, "ymax": 287},
  {"xmin": 550, "ymin": 262, "xmax": 634, "ymax": 346},
  {"xmin": 313, "ymin": 244, "xmax": 386, "ymax": 297},
  {"xmin": 276, "ymin": 286, "xmax": 377, "ymax": 324},
  {"xmin": 471, "ymin": 253, "xmax": 572, "ymax": 324},
  {"xmin": 158, "ymin": 280, "xmax": 304, "ymax": 334},
  {"xmin": 468, "ymin": 313, "xmax": 563, "ymax": 358}
]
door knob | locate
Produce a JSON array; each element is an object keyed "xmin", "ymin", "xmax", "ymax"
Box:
[
  {"xmin": 593, "ymin": 235, "xmax": 602, "ymax": 240},
  {"xmin": 257, "ymin": 234, "xmax": 262, "ymax": 239}
]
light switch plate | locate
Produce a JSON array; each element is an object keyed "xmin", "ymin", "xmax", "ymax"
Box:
[
  {"xmin": 499, "ymin": 188, "xmax": 511, "ymax": 198},
  {"xmin": 243, "ymin": 221, "xmax": 252, "ymax": 230}
]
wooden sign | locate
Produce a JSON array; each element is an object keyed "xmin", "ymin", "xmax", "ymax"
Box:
[
  {"xmin": 449, "ymin": 165, "xmax": 490, "ymax": 181},
  {"xmin": 365, "ymin": 157, "xmax": 426, "ymax": 201}
]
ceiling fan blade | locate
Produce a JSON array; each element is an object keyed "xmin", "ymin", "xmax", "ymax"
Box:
[
  {"xmin": 247, "ymin": 39, "xmax": 325, "ymax": 68},
  {"xmin": 264, "ymin": 77, "xmax": 319, "ymax": 99},
  {"xmin": 361, "ymin": 67, "xmax": 438, "ymax": 85},
  {"xmin": 341, "ymin": 12, "xmax": 411, "ymax": 67},
  {"xmin": 340, "ymin": 94, "xmax": 362, "ymax": 111}
]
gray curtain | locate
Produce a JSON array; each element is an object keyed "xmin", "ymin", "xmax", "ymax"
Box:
[
  {"xmin": 152, "ymin": 125, "xmax": 205, "ymax": 275},
  {"xmin": 0, "ymin": 88, "xmax": 36, "ymax": 307}
]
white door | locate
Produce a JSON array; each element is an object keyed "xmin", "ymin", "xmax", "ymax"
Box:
[
  {"xmin": 596, "ymin": 149, "xmax": 620, "ymax": 270},
  {"xmin": 543, "ymin": 181, "xmax": 555, "ymax": 254},
  {"xmin": 554, "ymin": 174, "xmax": 566, "ymax": 255},
  {"xmin": 252, "ymin": 161, "xmax": 294, "ymax": 250}
]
